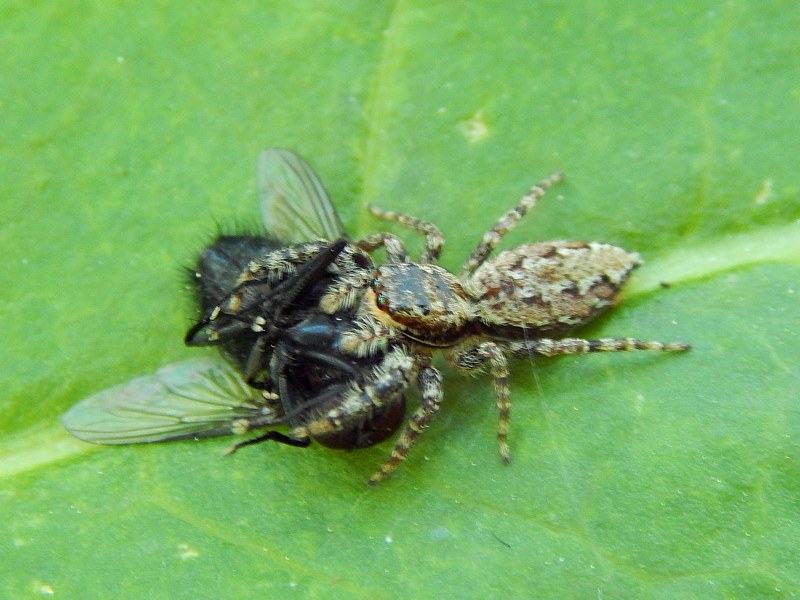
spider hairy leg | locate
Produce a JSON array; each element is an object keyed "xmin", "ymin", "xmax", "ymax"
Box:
[
  {"xmin": 367, "ymin": 204, "xmax": 445, "ymax": 264},
  {"xmin": 461, "ymin": 171, "xmax": 563, "ymax": 277},
  {"xmin": 317, "ymin": 267, "xmax": 373, "ymax": 314},
  {"xmin": 356, "ymin": 232, "xmax": 410, "ymax": 264},
  {"xmin": 506, "ymin": 337, "xmax": 692, "ymax": 358},
  {"xmin": 470, "ymin": 342, "xmax": 512, "ymax": 462},
  {"xmin": 451, "ymin": 336, "xmax": 689, "ymax": 466},
  {"xmin": 368, "ymin": 364, "xmax": 444, "ymax": 485}
]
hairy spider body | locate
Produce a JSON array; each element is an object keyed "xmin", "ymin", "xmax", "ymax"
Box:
[
  {"xmin": 368, "ymin": 263, "xmax": 474, "ymax": 346},
  {"xmin": 311, "ymin": 172, "xmax": 690, "ymax": 484},
  {"xmin": 63, "ymin": 150, "xmax": 690, "ymax": 486},
  {"xmin": 469, "ymin": 241, "xmax": 641, "ymax": 335}
]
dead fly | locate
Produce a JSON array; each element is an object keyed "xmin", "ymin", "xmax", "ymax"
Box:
[{"xmin": 63, "ymin": 149, "xmax": 406, "ymax": 454}]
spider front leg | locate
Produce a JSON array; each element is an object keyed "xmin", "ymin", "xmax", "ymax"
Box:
[
  {"xmin": 318, "ymin": 267, "xmax": 373, "ymax": 314},
  {"xmin": 357, "ymin": 232, "xmax": 410, "ymax": 264},
  {"xmin": 188, "ymin": 240, "xmax": 349, "ymax": 344},
  {"xmin": 369, "ymin": 362, "xmax": 444, "ymax": 485},
  {"xmin": 450, "ymin": 341, "xmax": 512, "ymax": 462},
  {"xmin": 367, "ymin": 204, "xmax": 445, "ymax": 264}
]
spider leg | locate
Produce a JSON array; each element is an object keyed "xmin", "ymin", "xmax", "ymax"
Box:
[
  {"xmin": 318, "ymin": 268, "xmax": 373, "ymax": 313},
  {"xmin": 327, "ymin": 231, "xmax": 412, "ymax": 313},
  {"xmin": 452, "ymin": 336, "xmax": 689, "ymax": 462},
  {"xmin": 460, "ymin": 172, "xmax": 563, "ymax": 277},
  {"xmin": 503, "ymin": 337, "xmax": 691, "ymax": 358},
  {"xmin": 356, "ymin": 232, "xmax": 410, "ymax": 264},
  {"xmin": 368, "ymin": 363, "xmax": 444, "ymax": 485},
  {"xmin": 187, "ymin": 240, "xmax": 347, "ymax": 345},
  {"xmin": 338, "ymin": 316, "xmax": 398, "ymax": 357},
  {"xmin": 450, "ymin": 342, "xmax": 512, "ymax": 462},
  {"xmin": 242, "ymin": 240, "xmax": 341, "ymax": 283},
  {"xmin": 366, "ymin": 204, "xmax": 445, "ymax": 264}
]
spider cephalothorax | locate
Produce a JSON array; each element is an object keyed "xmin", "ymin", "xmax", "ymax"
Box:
[{"xmin": 367, "ymin": 263, "xmax": 474, "ymax": 346}]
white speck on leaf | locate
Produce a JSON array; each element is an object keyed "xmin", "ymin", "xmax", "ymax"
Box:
[
  {"xmin": 177, "ymin": 543, "xmax": 199, "ymax": 560},
  {"xmin": 458, "ymin": 109, "xmax": 489, "ymax": 143}
]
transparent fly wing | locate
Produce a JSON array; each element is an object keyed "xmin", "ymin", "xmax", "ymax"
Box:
[
  {"xmin": 258, "ymin": 148, "xmax": 348, "ymax": 242},
  {"xmin": 61, "ymin": 358, "xmax": 280, "ymax": 445}
]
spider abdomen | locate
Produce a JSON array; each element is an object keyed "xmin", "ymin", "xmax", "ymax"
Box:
[{"xmin": 467, "ymin": 241, "xmax": 641, "ymax": 335}]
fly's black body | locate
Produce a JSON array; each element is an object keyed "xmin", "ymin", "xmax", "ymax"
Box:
[
  {"xmin": 187, "ymin": 234, "xmax": 405, "ymax": 449},
  {"xmin": 190, "ymin": 234, "xmax": 283, "ymax": 374},
  {"xmin": 62, "ymin": 149, "xmax": 406, "ymax": 454}
]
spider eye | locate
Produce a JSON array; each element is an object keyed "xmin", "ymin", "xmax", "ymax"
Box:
[{"xmin": 375, "ymin": 293, "xmax": 389, "ymax": 311}]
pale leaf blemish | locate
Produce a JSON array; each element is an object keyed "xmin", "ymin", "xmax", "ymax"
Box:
[
  {"xmin": 754, "ymin": 178, "xmax": 773, "ymax": 205},
  {"xmin": 34, "ymin": 582, "xmax": 54, "ymax": 596},
  {"xmin": 458, "ymin": 109, "xmax": 489, "ymax": 143},
  {"xmin": 177, "ymin": 543, "xmax": 199, "ymax": 560}
]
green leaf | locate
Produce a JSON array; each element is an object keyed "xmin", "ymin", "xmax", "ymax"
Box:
[{"xmin": 2, "ymin": 2, "xmax": 799, "ymax": 598}]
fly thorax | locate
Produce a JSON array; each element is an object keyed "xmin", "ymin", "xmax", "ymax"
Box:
[{"xmin": 368, "ymin": 263, "xmax": 472, "ymax": 346}]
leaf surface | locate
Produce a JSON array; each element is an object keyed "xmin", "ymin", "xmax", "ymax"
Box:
[{"xmin": 2, "ymin": 2, "xmax": 799, "ymax": 598}]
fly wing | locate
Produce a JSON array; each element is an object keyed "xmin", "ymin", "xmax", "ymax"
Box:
[
  {"xmin": 258, "ymin": 148, "xmax": 348, "ymax": 242},
  {"xmin": 61, "ymin": 358, "xmax": 280, "ymax": 445}
]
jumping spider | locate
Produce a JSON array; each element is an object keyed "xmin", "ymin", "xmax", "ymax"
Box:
[
  {"xmin": 291, "ymin": 172, "xmax": 691, "ymax": 484},
  {"xmin": 62, "ymin": 150, "xmax": 689, "ymax": 487}
]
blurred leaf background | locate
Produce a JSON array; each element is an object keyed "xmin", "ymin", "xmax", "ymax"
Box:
[{"xmin": 2, "ymin": 2, "xmax": 799, "ymax": 598}]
